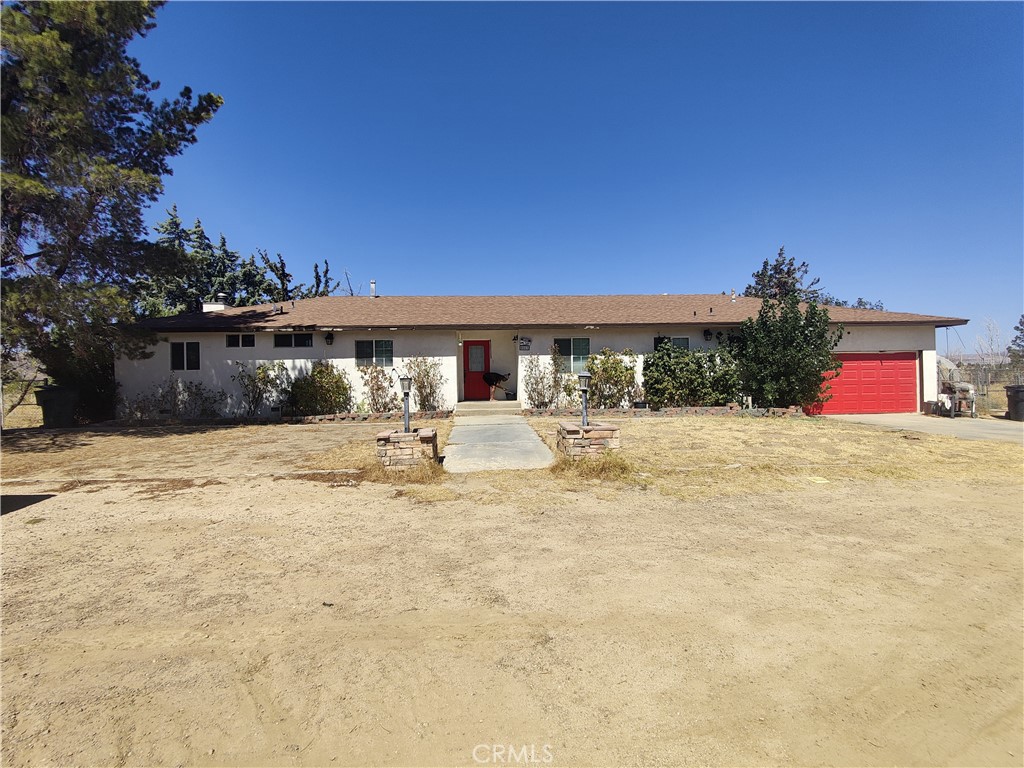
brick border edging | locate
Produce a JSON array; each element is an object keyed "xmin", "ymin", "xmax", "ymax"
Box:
[
  {"xmin": 522, "ymin": 404, "xmax": 803, "ymax": 418},
  {"xmin": 287, "ymin": 410, "xmax": 453, "ymax": 424},
  {"xmin": 97, "ymin": 410, "xmax": 455, "ymax": 428}
]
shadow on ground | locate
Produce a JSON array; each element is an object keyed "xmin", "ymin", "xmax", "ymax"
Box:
[
  {"xmin": 0, "ymin": 423, "xmax": 252, "ymax": 454},
  {"xmin": 1, "ymin": 494, "xmax": 55, "ymax": 516}
]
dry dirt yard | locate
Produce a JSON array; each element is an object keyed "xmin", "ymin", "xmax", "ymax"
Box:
[{"xmin": 1, "ymin": 416, "xmax": 1021, "ymax": 767}]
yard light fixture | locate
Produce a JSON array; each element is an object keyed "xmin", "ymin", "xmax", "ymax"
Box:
[
  {"xmin": 324, "ymin": 332, "xmax": 334, "ymax": 345},
  {"xmin": 399, "ymin": 374, "xmax": 413, "ymax": 433},
  {"xmin": 578, "ymin": 371, "xmax": 592, "ymax": 427}
]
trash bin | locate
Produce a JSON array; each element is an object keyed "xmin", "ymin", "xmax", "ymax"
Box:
[
  {"xmin": 1005, "ymin": 385, "xmax": 1024, "ymax": 422},
  {"xmin": 34, "ymin": 386, "xmax": 79, "ymax": 428}
]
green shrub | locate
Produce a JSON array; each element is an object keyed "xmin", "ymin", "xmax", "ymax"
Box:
[
  {"xmin": 289, "ymin": 360, "xmax": 353, "ymax": 415},
  {"xmin": 585, "ymin": 348, "xmax": 639, "ymax": 408},
  {"xmin": 643, "ymin": 343, "xmax": 741, "ymax": 409}
]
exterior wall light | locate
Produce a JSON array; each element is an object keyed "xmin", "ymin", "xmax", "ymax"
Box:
[
  {"xmin": 703, "ymin": 329, "xmax": 713, "ymax": 342},
  {"xmin": 325, "ymin": 332, "xmax": 334, "ymax": 345}
]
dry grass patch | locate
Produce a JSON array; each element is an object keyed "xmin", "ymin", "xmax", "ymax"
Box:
[
  {"xmin": 302, "ymin": 418, "xmax": 454, "ymax": 487},
  {"xmin": 528, "ymin": 415, "xmax": 1023, "ymax": 500},
  {"xmin": 550, "ymin": 450, "xmax": 636, "ymax": 481}
]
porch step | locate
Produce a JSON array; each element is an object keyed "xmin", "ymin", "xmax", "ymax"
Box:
[{"xmin": 455, "ymin": 400, "xmax": 522, "ymax": 415}]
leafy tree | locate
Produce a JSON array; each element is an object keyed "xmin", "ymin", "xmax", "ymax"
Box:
[
  {"xmin": 743, "ymin": 247, "xmax": 822, "ymax": 302},
  {"xmin": 729, "ymin": 293, "xmax": 843, "ymax": 408},
  {"xmin": 642, "ymin": 343, "xmax": 741, "ymax": 409},
  {"xmin": 1, "ymin": 1, "xmax": 222, "ymax": 418},
  {"xmin": 1007, "ymin": 314, "xmax": 1024, "ymax": 366}
]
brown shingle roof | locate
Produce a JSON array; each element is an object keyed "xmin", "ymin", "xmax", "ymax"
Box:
[{"xmin": 139, "ymin": 294, "xmax": 968, "ymax": 332}]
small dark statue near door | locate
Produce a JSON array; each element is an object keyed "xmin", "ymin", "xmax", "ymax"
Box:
[{"xmin": 482, "ymin": 372, "xmax": 510, "ymax": 401}]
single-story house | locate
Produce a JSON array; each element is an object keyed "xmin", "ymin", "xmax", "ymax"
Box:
[{"xmin": 117, "ymin": 293, "xmax": 967, "ymax": 415}]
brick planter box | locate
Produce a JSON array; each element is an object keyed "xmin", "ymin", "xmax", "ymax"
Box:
[
  {"xmin": 376, "ymin": 428, "xmax": 439, "ymax": 470},
  {"xmin": 557, "ymin": 422, "xmax": 621, "ymax": 460}
]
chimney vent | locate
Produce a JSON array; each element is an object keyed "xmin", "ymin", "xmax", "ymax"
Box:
[
  {"xmin": 202, "ymin": 293, "xmax": 230, "ymax": 312},
  {"xmin": 370, "ymin": 279, "xmax": 377, "ymax": 298}
]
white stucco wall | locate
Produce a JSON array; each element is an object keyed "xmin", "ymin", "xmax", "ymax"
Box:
[
  {"xmin": 116, "ymin": 329, "xmax": 459, "ymax": 416},
  {"xmin": 513, "ymin": 323, "xmax": 941, "ymax": 407},
  {"xmin": 115, "ymin": 322, "xmax": 944, "ymax": 414},
  {"xmin": 511, "ymin": 324, "xmax": 737, "ymax": 399}
]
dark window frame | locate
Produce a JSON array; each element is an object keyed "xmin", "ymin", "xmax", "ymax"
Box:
[
  {"xmin": 273, "ymin": 333, "xmax": 313, "ymax": 349},
  {"xmin": 355, "ymin": 339, "xmax": 394, "ymax": 368},
  {"xmin": 226, "ymin": 333, "xmax": 256, "ymax": 348},
  {"xmin": 553, "ymin": 337, "xmax": 590, "ymax": 373},
  {"xmin": 171, "ymin": 341, "xmax": 200, "ymax": 371},
  {"xmin": 654, "ymin": 336, "xmax": 689, "ymax": 351}
]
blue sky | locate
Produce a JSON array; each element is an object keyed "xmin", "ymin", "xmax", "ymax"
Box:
[{"xmin": 132, "ymin": 1, "xmax": 1023, "ymax": 354}]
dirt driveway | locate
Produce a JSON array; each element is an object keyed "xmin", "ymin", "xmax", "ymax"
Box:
[{"xmin": 2, "ymin": 418, "xmax": 1022, "ymax": 767}]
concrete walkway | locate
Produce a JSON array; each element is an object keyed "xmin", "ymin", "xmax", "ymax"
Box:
[
  {"xmin": 442, "ymin": 413, "xmax": 554, "ymax": 473},
  {"xmin": 827, "ymin": 413, "xmax": 1024, "ymax": 444}
]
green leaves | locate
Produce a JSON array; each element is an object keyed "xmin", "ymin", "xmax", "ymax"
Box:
[
  {"xmin": 585, "ymin": 348, "xmax": 639, "ymax": 408},
  {"xmin": 642, "ymin": 343, "xmax": 741, "ymax": 409},
  {"xmin": 730, "ymin": 294, "xmax": 843, "ymax": 409},
  {"xmin": 289, "ymin": 361, "xmax": 354, "ymax": 416}
]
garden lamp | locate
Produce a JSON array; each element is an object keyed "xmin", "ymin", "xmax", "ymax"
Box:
[
  {"xmin": 399, "ymin": 374, "xmax": 413, "ymax": 433},
  {"xmin": 578, "ymin": 371, "xmax": 592, "ymax": 427}
]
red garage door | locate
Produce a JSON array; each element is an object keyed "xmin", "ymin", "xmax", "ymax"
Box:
[{"xmin": 820, "ymin": 353, "xmax": 919, "ymax": 414}]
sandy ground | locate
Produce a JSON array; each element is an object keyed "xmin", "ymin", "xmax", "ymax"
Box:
[{"xmin": 1, "ymin": 420, "xmax": 1022, "ymax": 767}]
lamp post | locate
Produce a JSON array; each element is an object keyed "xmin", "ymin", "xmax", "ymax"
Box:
[
  {"xmin": 399, "ymin": 374, "xmax": 413, "ymax": 433},
  {"xmin": 578, "ymin": 371, "xmax": 592, "ymax": 428}
]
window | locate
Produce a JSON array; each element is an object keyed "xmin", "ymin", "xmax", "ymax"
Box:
[
  {"xmin": 171, "ymin": 341, "xmax": 200, "ymax": 371},
  {"xmin": 356, "ymin": 339, "xmax": 393, "ymax": 367},
  {"xmin": 226, "ymin": 334, "xmax": 255, "ymax": 348},
  {"xmin": 554, "ymin": 337, "xmax": 590, "ymax": 373},
  {"xmin": 654, "ymin": 336, "xmax": 689, "ymax": 351},
  {"xmin": 273, "ymin": 333, "xmax": 313, "ymax": 348}
]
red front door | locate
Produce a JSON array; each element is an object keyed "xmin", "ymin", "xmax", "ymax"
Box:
[{"xmin": 463, "ymin": 340, "xmax": 491, "ymax": 400}]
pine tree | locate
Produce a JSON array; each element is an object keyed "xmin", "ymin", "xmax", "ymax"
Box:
[
  {"xmin": 743, "ymin": 247, "xmax": 822, "ymax": 302},
  {"xmin": 1, "ymin": 1, "xmax": 221, "ymax": 418},
  {"xmin": 1008, "ymin": 314, "xmax": 1024, "ymax": 367}
]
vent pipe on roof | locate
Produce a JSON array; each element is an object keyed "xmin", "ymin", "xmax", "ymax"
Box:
[
  {"xmin": 730, "ymin": 289, "xmax": 736, "ymax": 302},
  {"xmin": 370, "ymin": 279, "xmax": 377, "ymax": 298},
  {"xmin": 202, "ymin": 293, "xmax": 231, "ymax": 313}
]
